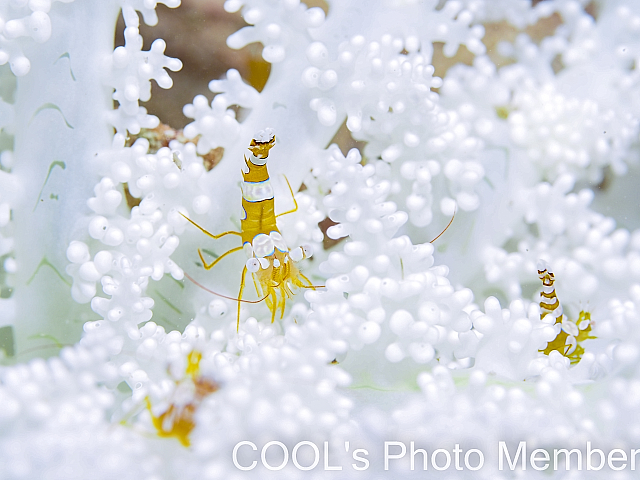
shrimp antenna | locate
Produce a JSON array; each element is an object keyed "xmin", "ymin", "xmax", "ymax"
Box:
[
  {"xmin": 296, "ymin": 272, "xmax": 325, "ymax": 290},
  {"xmin": 429, "ymin": 207, "xmax": 456, "ymax": 244},
  {"xmin": 184, "ymin": 272, "xmax": 270, "ymax": 304}
]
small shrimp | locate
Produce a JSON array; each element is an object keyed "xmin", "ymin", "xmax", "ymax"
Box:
[
  {"xmin": 145, "ymin": 350, "xmax": 218, "ymax": 447},
  {"xmin": 537, "ymin": 260, "xmax": 595, "ymax": 364},
  {"xmin": 182, "ymin": 128, "xmax": 320, "ymax": 330}
]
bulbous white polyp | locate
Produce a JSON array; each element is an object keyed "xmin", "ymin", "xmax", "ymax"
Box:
[
  {"xmin": 208, "ymin": 299, "xmax": 228, "ymax": 317},
  {"xmin": 9, "ymin": 55, "xmax": 31, "ymax": 76},
  {"xmin": 67, "ymin": 241, "xmax": 90, "ymax": 264},
  {"xmin": 262, "ymin": 44, "xmax": 285, "ymax": 63},
  {"xmin": 88, "ymin": 216, "xmax": 109, "ymax": 240},
  {"xmin": 301, "ymin": 66, "xmax": 320, "ymax": 88},
  {"xmin": 191, "ymin": 195, "xmax": 211, "ymax": 214},
  {"xmin": 93, "ymin": 251, "xmax": 113, "ymax": 274}
]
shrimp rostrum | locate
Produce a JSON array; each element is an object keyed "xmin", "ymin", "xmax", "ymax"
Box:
[{"xmin": 182, "ymin": 129, "xmax": 317, "ymax": 330}]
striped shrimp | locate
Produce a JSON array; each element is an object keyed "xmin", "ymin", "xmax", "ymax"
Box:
[
  {"xmin": 537, "ymin": 260, "xmax": 594, "ymax": 364},
  {"xmin": 182, "ymin": 129, "xmax": 318, "ymax": 330},
  {"xmin": 145, "ymin": 350, "xmax": 218, "ymax": 447}
]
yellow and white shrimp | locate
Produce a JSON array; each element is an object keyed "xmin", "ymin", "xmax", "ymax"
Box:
[
  {"xmin": 145, "ymin": 350, "xmax": 218, "ymax": 447},
  {"xmin": 537, "ymin": 260, "xmax": 595, "ymax": 364},
  {"xmin": 182, "ymin": 129, "xmax": 318, "ymax": 330}
]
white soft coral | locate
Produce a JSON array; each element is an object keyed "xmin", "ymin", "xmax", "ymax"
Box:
[{"xmin": 104, "ymin": 7, "xmax": 182, "ymax": 134}]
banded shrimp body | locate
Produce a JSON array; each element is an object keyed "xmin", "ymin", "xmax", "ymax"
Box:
[
  {"xmin": 537, "ymin": 259, "xmax": 595, "ymax": 365},
  {"xmin": 182, "ymin": 129, "xmax": 319, "ymax": 330}
]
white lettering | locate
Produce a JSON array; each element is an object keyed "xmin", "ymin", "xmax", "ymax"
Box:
[
  {"xmin": 499, "ymin": 441, "xmax": 527, "ymax": 470},
  {"xmin": 554, "ymin": 448, "xmax": 582, "ymax": 470},
  {"xmin": 587, "ymin": 442, "xmax": 605, "ymax": 471},
  {"xmin": 261, "ymin": 441, "xmax": 288, "ymax": 471},
  {"xmin": 453, "ymin": 444, "xmax": 462, "ymax": 470},
  {"xmin": 385, "ymin": 441, "xmax": 406, "ymax": 470},
  {"xmin": 410, "ymin": 442, "xmax": 428, "ymax": 470},
  {"xmin": 324, "ymin": 441, "xmax": 342, "ymax": 471},
  {"xmin": 530, "ymin": 449, "xmax": 549, "ymax": 471},
  {"xmin": 352, "ymin": 449, "xmax": 369, "ymax": 471},
  {"xmin": 233, "ymin": 441, "xmax": 257, "ymax": 471},
  {"xmin": 631, "ymin": 449, "xmax": 640, "ymax": 470},
  {"xmin": 608, "ymin": 449, "xmax": 627, "ymax": 471},
  {"xmin": 291, "ymin": 441, "xmax": 319, "ymax": 471},
  {"xmin": 465, "ymin": 449, "xmax": 484, "ymax": 471},
  {"xmin": 432, "ymin": 449, "xmax": 451, "ymax": 471}
]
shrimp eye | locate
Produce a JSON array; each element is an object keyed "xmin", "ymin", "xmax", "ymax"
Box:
[
  {"xmin": 246, "ymin": 258, "xmax": 260, "ymax": 273},
  {"xmin": 302, "ymin": 244, "xmax": 313, "ymax": 258}
]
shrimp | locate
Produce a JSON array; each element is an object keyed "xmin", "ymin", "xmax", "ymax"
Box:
[
  {"xmin": 145, "ymin": 350, "xmax": 218, "ymax": 447},
  {"xmin": 182, "ymin": 129, "xmax": 318, "ymax": 330},
  {"xmin": 537, "ymin": 260, "xmax": 595, "ymax": 364}
]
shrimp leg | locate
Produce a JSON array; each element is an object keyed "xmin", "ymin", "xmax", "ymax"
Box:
[{"xmin": 198, "ymin": 246, "xmax": 243, "ymax": 270}]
